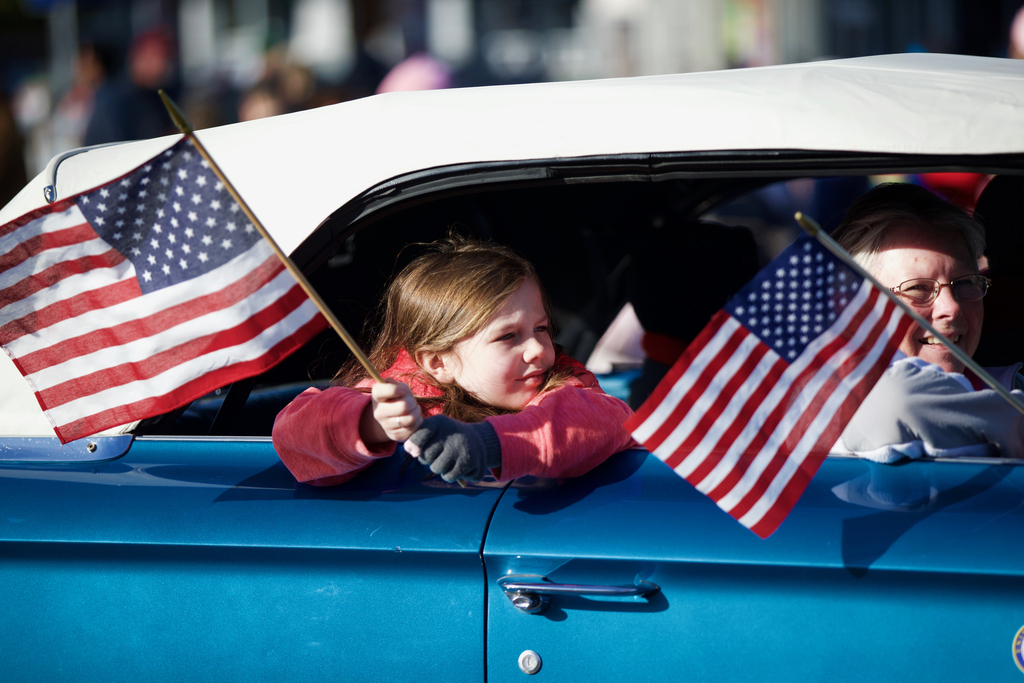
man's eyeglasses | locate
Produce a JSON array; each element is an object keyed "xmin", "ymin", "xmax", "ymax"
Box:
[{"xmin": 889, "ymin": 274, "xmax": 991, "ymax": 305}]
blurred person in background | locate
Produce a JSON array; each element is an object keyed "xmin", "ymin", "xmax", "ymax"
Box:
[
  {"xmin": 276, "ymin": 62, "xmax": 318, "ymax": 112},
  {"xmin": 376, "ymin": 53, "xmax": 452, "ymax": 93},
  {"xmin": 236, "ymin": 61, "xmax": 315, "ymax": 122},
  {"xmin": 0, "ymin": 93, "xmax": 28, "ymax": 207},
  {"xmin": 53, "ymin": 43, "xmax": 114, "ymax": 153},
  {"xmin": 84, "ymin": 28, "xmax": 179, "ymax": 145},
  {"xmin": 1011, "ymin": 5, "xmax": 1024, "ymax": 59},
  {"xmin": 238, "ymin": 82, "xmax": 285, "ymax": 122}
]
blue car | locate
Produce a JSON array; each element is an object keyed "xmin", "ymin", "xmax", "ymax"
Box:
[{"xmin": 2, "ymin": 53, "xmax": 1024, "ymax": 682}]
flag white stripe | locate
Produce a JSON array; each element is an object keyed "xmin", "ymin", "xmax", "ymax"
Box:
[
  {"xmin": 652, "ymin": 332, "xmax": 760, "ymax": 462},
  {"xmin": 47, "ymin": 298, "xmax": 321, "ymax": 425},
  {"xmin": 0, "ymin": 206, "xmax": 87, "ymax": 257},
  {"xmin": 735, "ymin": 303, "xmax": 904, "ymax": 527},
  {"xmin": 2, "ymin": 237, "xmax": 113, "ymax": 287},
  {"xmin": 0, "ymin": 260, "xmax": 136, "ymax": 328},
  {"xmin": 715, "ymin": 284, "xmax": 886, "ymax": 509},
  {"xmin": 630, "ymin": 316, "xmax": 741, "ymax": 443},
  {"xmin": 671, "ymin": 348, "xmax": 781, "ymax": 478},
  {"xmin": 27, "ymin": 266, "xmax": 300, "ymax": 390},
  {"xmin": 694, "ymin": 281, "xmax": 875, "ymax": 495},
  {"xmin": 5, "ymin": 239, "xmax": 275, "ymax": 351}
]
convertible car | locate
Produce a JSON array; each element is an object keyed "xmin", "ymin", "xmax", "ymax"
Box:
[{"xmin": 2, "ymin": 53, "xmax": 1024, "ymax": 682}]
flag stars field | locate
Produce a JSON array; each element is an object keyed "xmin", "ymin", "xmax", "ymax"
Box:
[{"xmin": 73, "ymin": 138, "xmax": 261, "ymax": 295}]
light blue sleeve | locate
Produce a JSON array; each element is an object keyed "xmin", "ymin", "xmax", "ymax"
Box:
[{"xmin": 838, "ymin": 358, "xmax": 1024, "ymax": 463}]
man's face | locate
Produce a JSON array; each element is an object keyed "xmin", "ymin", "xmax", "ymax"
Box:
[{"xmin": 871, "ymin": 224, "xmax": 983, "ymax": 374}]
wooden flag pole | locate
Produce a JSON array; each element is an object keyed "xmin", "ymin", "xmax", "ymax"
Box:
[
  {"xmin": 796, "ymin": 211, "xmax": 1024, "ymax": 417},
  {"xmin": 158, "ymin": 90, "xmax": 384, "ymax": 384}
]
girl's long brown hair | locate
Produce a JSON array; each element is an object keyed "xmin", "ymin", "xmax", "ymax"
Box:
[{"xmin": 336, "ymin": 236, "xmax": 572, "ymax": 422}]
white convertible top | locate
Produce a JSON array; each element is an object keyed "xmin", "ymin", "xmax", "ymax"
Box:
[{"xmin": 2, "ymin": 52, "xmax": 1023, "ymax": 437}]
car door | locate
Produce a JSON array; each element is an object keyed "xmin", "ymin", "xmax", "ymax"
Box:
[
  {"xmin": 484, "ymin": 449, "xmax": 1024, "ymax": 682},
  {"xmin": 0, "ymin": 436, "xmax": 502, "ymax": 682}
]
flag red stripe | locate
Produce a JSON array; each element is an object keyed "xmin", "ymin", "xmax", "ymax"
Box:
[
  {"xmin": 644, "ymin": 324, "xmax": 748, "ymax": 459},
  {"xmin": 37, "ymin": 283, "xmax": 310, "ymax": 407},
  {"xmin": 0, "ymin": 279, "xmax": 143, "ymax": 346},
  {"xmin": 0, "ymin": 249, "xmax": 126, "ymax": 305},
  {"xmin": 747, "ymin": 451, "xmax": 829, "ymax": 538},
  {"xmin": 625, "ymin": 310, "xmax": 732, "ymax": 431},
  {"xmin": 17, "ymin": 256, "xmax": 286, "ymax": 372},
  {"xmin": 683, "ymin": 355, "xmax": 786, "ymax": 485},
  {"xmin": 663, "ymin": 340, "xmax": 770, "ymax": 470},
  {"xmin": 0, "ymin": 199, "xmax": 76, "ymax": 240},
  {"xmin": 52, "ymin": 313, "xmax": 327, "ymax": 443},
  {"xmin": 0, "ymin": 223, "xmax": 96, "ymax": 275},
  {"xmin": 702, "ymin": 288, "xmax": 882, "ymax": 501},
  {"xmin": 721, "ymin": 294, "xmax": 894, "ymax": 519}
]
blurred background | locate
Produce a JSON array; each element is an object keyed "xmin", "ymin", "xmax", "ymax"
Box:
[{"xmin": 1, "ymin": 0, "xmax": 1023, "ymax": 202}]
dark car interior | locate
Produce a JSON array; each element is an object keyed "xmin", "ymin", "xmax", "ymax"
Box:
[{"xmin": 136, "ymin": 164, "xmax": 1024, "ymax": 439}]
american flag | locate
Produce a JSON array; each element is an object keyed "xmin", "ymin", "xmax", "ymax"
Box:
[
  {"xmin": 0, "ymin": 138, "xmax": 326, "ymax": 443},
  {"xmin": 625, "ymin": 234, "xmax": 912, "ymax": 538}
]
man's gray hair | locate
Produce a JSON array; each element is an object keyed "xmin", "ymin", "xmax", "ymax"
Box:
[{"xmin": 830, "ymin": 183, "xmax": 986, "ymax": 272}]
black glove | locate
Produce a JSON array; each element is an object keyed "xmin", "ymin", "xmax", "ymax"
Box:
[{"xmin": 407, "ymin": 415, "xmax": 502, "ymax": 482}]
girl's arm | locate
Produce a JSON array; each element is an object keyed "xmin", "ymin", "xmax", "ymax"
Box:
[
  {"xmin": 486, "ymin": 373, "xmax": 636, "ymax": 481},
  {"xmin": 272, "ymin": 385, "xmax": 398, "ymax": 486}
]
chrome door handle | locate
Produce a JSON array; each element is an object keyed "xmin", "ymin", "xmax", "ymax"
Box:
[{"xmin": 498, "ymin": 576, "xmax": 660, "ymax": 614}]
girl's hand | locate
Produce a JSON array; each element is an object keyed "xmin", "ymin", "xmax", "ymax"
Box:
[
  {"xmin": 363, "ymin": 379, "xmax": 423, "ymax": 444},
  {"xmin": 405, "ymin": 415, "xmax": 502, "ymax": 482}
]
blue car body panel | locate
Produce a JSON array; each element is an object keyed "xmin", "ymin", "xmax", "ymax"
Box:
[
  {"xmin": 3, "ymin": 428, "xmax": 1024, "ymax": 682},
  {"xmin": 0, "ymin": 437, "xmax": 503, "ymax": 682},
  {"xmin": 484, "ymin": 450, "xmax": 1024, "ymax": 682}
]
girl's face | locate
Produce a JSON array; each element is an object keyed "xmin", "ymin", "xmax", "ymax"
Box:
[{"xmin": 440, "ymin": 278, "xmax": 555, "ymax": 411}]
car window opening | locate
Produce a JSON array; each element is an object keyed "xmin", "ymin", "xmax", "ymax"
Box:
[{"xmin": 136, "ymin": 171, "xmax": 1023, "ymax": 458}]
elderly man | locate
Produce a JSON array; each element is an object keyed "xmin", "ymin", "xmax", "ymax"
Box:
[{"xmin": 831, "ymin": 183, "xmax": 1024, "ymax": 462}]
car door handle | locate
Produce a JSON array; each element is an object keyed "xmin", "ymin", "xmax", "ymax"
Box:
[{"xmin": 498, "ymin": 576, "xmax": 660, "ymax": 614}]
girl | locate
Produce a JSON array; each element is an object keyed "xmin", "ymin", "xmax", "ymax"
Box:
[{"xmin": 272, "ymin": 237, "xmax": 636, "ymax": 485}]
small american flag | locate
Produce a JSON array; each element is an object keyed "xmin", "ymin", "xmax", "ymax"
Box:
[
  {"xmin": 625, "ymin": 233, "xmax": 912, "ymax": 538},
  {"xmin": 0, "ymin": 138, "xmax": 326, "ymax": 443}
]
